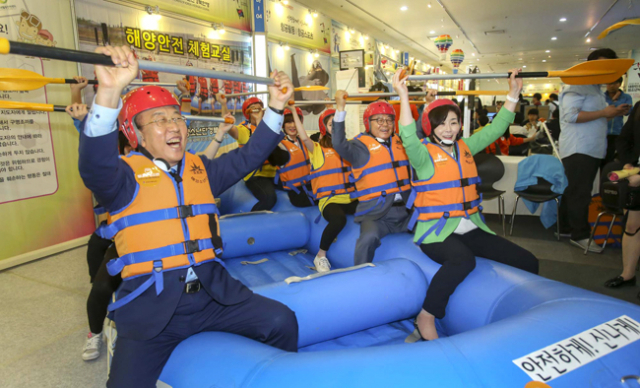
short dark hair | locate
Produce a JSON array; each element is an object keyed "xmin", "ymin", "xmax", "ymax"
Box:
[
  {"xmin": 610, "ymin": 77, "xmax": 623, "ymax": 85},
  {"xmin": 478, "ymin": 115, "xmax": 489, "ymax": 126},
  {"xmin": 429, "ymin": 104, "xmax": 462, "ymax": 134},
  {"xmin": 533, "ymin": 93, "xmax": 542, "ymax": 100},
  {"xmin": 283, "ymin": 115, "xmax": 294, "ymax": 126},
  {"xmin": 118, "ymin": 131, "xmax": 131, "ymax": 155},
  {"xmin": 528, "ymin": 108, "xmax": 539, "ymax": 116},
  {"xmin": 407, "ymin": 85, "xmax": 422, "ymax": 93},
  {"xmin": 549, "ymin": 93, "xmax": 558, "ymax": 101},
  {"xmin": 587, "ymin": 48, "xmax": 617, "ymax": 61}
]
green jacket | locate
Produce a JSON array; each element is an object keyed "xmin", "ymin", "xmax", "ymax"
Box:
[{"xmin": 399, "ymin": 108, "xmax": 515, "ymax": 244}]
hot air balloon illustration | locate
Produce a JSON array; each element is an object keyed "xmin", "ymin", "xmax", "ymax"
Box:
[
  {"xmin": 434, "ymin": 34, "xmax": 453, "ymax": 61},
  {"xmin": 450, "ymin": 49, "xmax": 464, "ymax": 74}
]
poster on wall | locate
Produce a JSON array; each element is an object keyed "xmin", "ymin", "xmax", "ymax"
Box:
[
  {"xmin": 0, "ymin": 0, "xmax": 96, "ymax": 267},
  {"xmin": 265, "ymin": 0, "xmax": 330, "ymax": 53},
  {"xmin": 268, "ymin": 42, "xmax": 331, "ymax": 133},
  {"xmin": 330, "ymin": 20, "xmax": 374, "ymax": 56},
  {"xmin": 127, "ymin": 0, "xmax": 252, "ymax": 32},
  {"xmin": 75, "ymin": 0, "xmax": 253, "ymax": 155}
]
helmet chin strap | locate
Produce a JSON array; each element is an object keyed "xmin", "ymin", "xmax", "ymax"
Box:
[{"xmin": 432, "ymin": 133, "xmax": 454, "ymax": 146}]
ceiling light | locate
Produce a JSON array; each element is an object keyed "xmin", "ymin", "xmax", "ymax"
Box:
[
  {"xmin": 400, "ymin": 6, "xmax": 408, "ymax": 11},
  {"xmin": 545, "ymin": 50, "xmax": 550, "ymax": 53},
  {"xmin": 523, "ymin": 65, "xmax": 527, "ymax": 68},
  {"xmin": 519, "ymin": 58, "xmax": 522, "ymax": 60},
  {"xmin": 586, "ymin": 38, "xmax": 591, "ymax": 43},
  {"xmin": 429, "ymin": 30, "xmax": 435, "ymax": 34},
  {"xmin": 282, "ymin": 0, "xmax": 288, "ymax": 4},
  {"xmin": 349, "ymin": 29, "xmax": 355, "ymax": 34},
  {"xmin": 548, "ymin": 55, "xmax": 551, "ymax": 58},
  {"xmin": 428, "ymin": 2, "xmax": 432, "ymax": 8},
  {"xmin": 559, "ymin": 17, "xmax": 567, "ymax": 22},
  {"xmin": 313, "ymin": 10, "xmax": 318, "ymax": 18},
  {"xmin": 542, "ymin": 60, "xmax": 546, "ymax": 62},
  {"xmin": 471, "ymin": 53, "xmax": 475, "ymax": 56},
  {"xmin": 212, "ymin": 22, "xmax": 225, "ymax": 35},
  {"xmin": 364, "ymin": 35, "xmax": 369, "ymax": 40},
  {"xmin": 395, "ymin": 50, "xmax": 400, "ymax": 54},
  {"xmin": 551, "ymin": 37, "xmax": 557, "ymax": 40}
]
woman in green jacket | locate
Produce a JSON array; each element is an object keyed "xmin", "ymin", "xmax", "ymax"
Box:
[{"xmin": 392, "ymin": 69, "xmax": 539, "ymax": 341}]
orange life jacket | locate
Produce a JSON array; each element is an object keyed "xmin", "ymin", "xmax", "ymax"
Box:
[
  {"xmin": 224, "ymin": 80, "xmax": 233, "ymax": 94},
  {"xmin": 242, "ymin": 82, "xmax": 249, "ymax": 93},
  {"xmin": 350, "ymin": 134, "xmax": 411, "ymax": 204},
  {"xmin": 233, "ymin": 80, "xmax": 242, "ymax": 93},
  {"xmin": 275, "ymin": 137, "xmax": 311, "ymax": 192},
  {"xmin": 407, "ymin": 139, "xmax": 482, "ymax": 244},
  {"xmin": 237, "ymin": 121, "xmax": 275, "ymax": 180},
  {"xmin": 198, "ymin": 77, "xmax": 209, "ymax": 99},
  {"xmin": 309, "ymin": 145, "xmax": 354, "ymax": 199},
  {"xmin": 209, "ymin": 78, "xmax": 219, "ymax": 95},
  {"xmin": 187, "ymin": 75, "xmax": 197, "ymax": 95},
  {"xmin": 141, "ymin": 70, "xmax": 159, "ymax": 83},
  {"xmin": 102, "ymin": 152, "xmax": 221, "ymax": 310}
]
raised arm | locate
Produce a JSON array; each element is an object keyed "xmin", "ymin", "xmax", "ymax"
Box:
[
  {"xmin": 78, "ymin": 45, "xmax": 139, "ymax": 210},
  {"xmin": 466, "ymin": 68, "xmax": 522, "ymax": 154},
  {"xmin": 204, "ymin": 70, "xmax": 293, "ymax": 196},
  {"xmin": 291, "ymin": 105, "xmax": 313, "ymax": 151},
  {"xmin": 331, "ymin": 90, "xmax": 369, "ymax": 168},
  {"xmin": 393, "ymin": 69, "xmax": 431, "ymax": 170},
  {"xmin": 200, "ymin": 113, "xmax": 235, "ymax": 159}
]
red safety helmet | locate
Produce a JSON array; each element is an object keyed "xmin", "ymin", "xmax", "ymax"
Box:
[
  {"xmin": 118, "ymin": 86, "xmax": 180, "ymax": 149},
  {"xmin": 318, "ymin": 109, "xmax": 336, "ymax": 136},
  {"xmin": 421, "ymin": 99, "xmax": 458, "ymax": 137},
  {"xmin": 283, "ymin": 106, "xmax": 304, "ymax": 123},
  {"xmin": 363, "ymin": 101, "xmax": 395, "ymax": 132},
  {"xmin": 242, "ymin": 97, "xmax": 264, "ymax": 120}
]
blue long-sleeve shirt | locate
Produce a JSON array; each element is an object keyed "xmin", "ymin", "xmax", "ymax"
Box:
[
  {"xmin": 604, "ymin": 89, "xmax": 632, "ymax": 136},
  {"xmin": 78, "ymin": 99, "xmax": 284, "ymax": 213}
]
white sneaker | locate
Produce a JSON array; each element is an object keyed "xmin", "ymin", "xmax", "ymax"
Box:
[
  {"xmin": 313, "ymin": 256, "xmax": 331, "ymax": 273},
  {"xmin": 82, "ymin": 332, "xmax": 103, "ymax": 361},
  {"xmin": 570, "ymin": 238, "xmax": 604, "ymax": 253}
]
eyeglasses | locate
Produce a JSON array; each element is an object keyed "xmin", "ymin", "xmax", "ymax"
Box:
[
  {"xmin": 371, "ymin": 118, "xmax": 394, "ymax": 126},
  {"xmin": 139, "ymin": 116, "xmax": 187, "ymax": 128}
]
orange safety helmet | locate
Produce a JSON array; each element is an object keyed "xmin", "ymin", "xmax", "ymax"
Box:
[
  {"xmin": 362, "ymin": 101, "xmax": 395, "ymax": 132},
  {"xmin": 118, "ymin": 86, "xmax": 180, "ymax": 149},
  {"xmin": 283, "ymin": 106, "xmax": 304, "ymax": 123},
  {"xmin": 242, "ymin": 97, "xmax": 264, "ymax": 120},
  {"xmin": 318, "ymin": 109, "xmax": 336, "ymax": 136},
  {"xmin": 421, "ymin": 99, "xmax": 458, "ymax": 137}
]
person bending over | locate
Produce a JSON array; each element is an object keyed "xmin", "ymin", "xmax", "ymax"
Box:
[{"xmin": 393, "ymin": 68, "xmax": 538, "ymax": 341}]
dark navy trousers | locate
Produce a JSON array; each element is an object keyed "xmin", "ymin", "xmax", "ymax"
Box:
[{"xmin": 107, "ymin": 289, "xmax": 298, "ymax": 388}]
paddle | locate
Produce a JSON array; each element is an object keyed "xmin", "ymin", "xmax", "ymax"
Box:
[
  {"xmin": 288, "ymin": 100, "xmax": 426, "ymax": 106},
  {"xmin": 288, "ymin": 90, "xmax": 506, "ymax": 105},
  {"xmin": 0, "ymin": 39, "xmax": 276, "ymax": 87},
  {"xmin": 221, "ymin": 85, "xmax": 329, "ymax": 99},
  {"xmin": 398, "ymin": 59, "xmax": 634, "ymax": 85},
  {"xmin": 0, "ymin": 100, "xmax": 234, "ymax": 123},
  {"xmin": 0, "ymin": 68, "xmax": 179, "ymax": 91}
]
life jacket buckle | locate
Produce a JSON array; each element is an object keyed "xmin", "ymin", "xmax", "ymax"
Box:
[
  {"xmin": 460, "ymin": 178, "xmax": 470, "ymax": 187},
  {"xmin": 184, "ymin": 240, "xmax": 200, "ymax": 254},
  {"xmin": 463, "ymin": 201, "xmax": 473, "ymax": 211},
  {"xmin": 177, "ymin": 205, "xmax": 193, "ymax": 219}
]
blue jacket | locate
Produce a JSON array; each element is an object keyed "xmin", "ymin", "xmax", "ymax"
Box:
[
  {"xmin": 514, "ymin": 155, "xmax": 567, "ymax": 228},
  {"xmin": 78, "ymin": 111, "xmax": 283, "ymax": 341}
]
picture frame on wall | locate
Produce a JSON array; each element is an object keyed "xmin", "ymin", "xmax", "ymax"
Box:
[{"xmin": 339, "ymin": 49, "xmax": 364, "ymax": 70}]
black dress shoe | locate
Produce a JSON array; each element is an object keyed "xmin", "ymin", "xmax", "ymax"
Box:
[{"xmin": 604, "ymin": 276, "xmax": 636, "ymax": 288}]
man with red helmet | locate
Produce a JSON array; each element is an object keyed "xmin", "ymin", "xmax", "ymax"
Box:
[
  {"xmin": 393, "ymin": 68, "xmax": 538, "ymax": 342},
  {"xmin": 78, "ymin": 45, "xmax": 298, "ymax": 387},
  {"xmin": 331, "ymin": 90, "xmax": 412, "ymax": 266}
]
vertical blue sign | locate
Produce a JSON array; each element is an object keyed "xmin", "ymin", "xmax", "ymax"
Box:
[
  {"xmin": 253, "ymin": 0, "xmax": 265, "ymax": 33},
  {"xmin": 402, "ymin": 52, "xmax": 409, "ymax": 66}
]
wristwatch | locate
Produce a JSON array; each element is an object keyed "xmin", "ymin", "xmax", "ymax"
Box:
[{"xmin": 269, "ymin": 106, "xmax": 285, "ymax": 115}]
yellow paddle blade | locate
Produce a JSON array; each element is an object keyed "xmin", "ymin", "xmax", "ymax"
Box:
[
  {"xmin": 347, "ymin": 96, "xmax": 378, "ymax": 102},
  {"xmin": 294, "ymin": 85, "xmax": 330, "ymax": 92},
  {"xmin": 388, "ymin": 100, "xmax": 426, "ymax": 105},
  {"xmin": 0, "ymin": 68, "xmax": 66, "ymax": 91},
  {"xmin": 598, "ymin": 18, "xmax": 640, "ymax": 39},
  {"xmin": 0, "ymin": 100, "xmax": 54, "ymax": 111},
  {"xmin": 551, "ymin": 59, "xmax": 634, "ymax": 85}
]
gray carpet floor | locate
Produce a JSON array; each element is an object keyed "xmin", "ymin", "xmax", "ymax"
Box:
[{"xmin": 0, "ymin": 214, "xmax": 637, "ymax": 388}]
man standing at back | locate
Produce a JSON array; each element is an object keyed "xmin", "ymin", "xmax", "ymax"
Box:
[{"xmin": 78, "ymin": 45, "xmax": 298, "ymax": 387}]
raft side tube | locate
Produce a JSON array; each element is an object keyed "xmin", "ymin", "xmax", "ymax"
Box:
[{"xmin": 253, "ymin": 258, "xmax": 428, "ymax": 347}]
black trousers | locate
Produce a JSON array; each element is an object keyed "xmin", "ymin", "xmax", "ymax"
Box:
[
  {"xmin": 286, "ymin": 183, "xmax": 315, "ymax": 208},
  {"xmin": 107, "ymin": 290, "xmax": 298, "ymax": 388},
  {"xmin": 86, "ymin": 232, "xmax": 113, "ymax": 282},
  {"xmin": 87, "ymin": 253, "xmax": 122, "ymax": 334},
  {"xmin": 245, "ymin": 177, "xmax": 277, "ymax": 211},
  {"xmin": 559, "ymin": 153, "xmax": 601, "ymax": 240},
  {"xmin": 420, "ymin": 229, "xmax": 538, "ymax": 319},
  {"xmin": 602, "ymin": 135, "xmax": 618, "ymax": 168},
  {"xmin": 320, "ymin": 201, "xmax": 359, "ymax": 251}
]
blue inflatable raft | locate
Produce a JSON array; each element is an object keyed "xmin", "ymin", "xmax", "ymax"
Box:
[{"xmin": 153, "ymin": 182, "xmax": 640, "ymax": 388}]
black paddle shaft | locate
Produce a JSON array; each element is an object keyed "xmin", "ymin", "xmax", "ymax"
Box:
[{"xmin": 10, "ymin": 41, "xmax": 115, "ymax": 66}]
